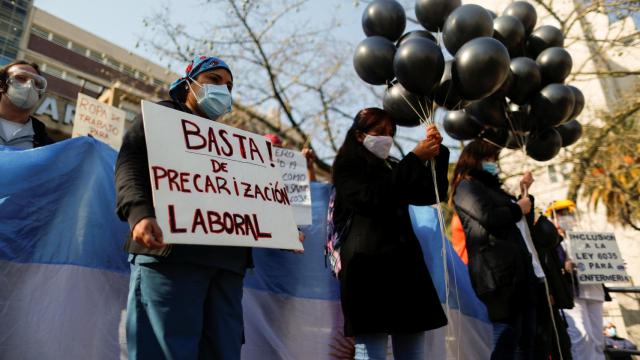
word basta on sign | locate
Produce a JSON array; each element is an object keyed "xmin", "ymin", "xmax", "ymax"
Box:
[{"xmin": 142, "ymin": 101, "xmax": 302, "ymax": 250}]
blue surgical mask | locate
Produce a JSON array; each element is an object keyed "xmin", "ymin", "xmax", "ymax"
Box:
[
  {"xmin": 606, "ymin": 327, "xmax": 617, "ymax": 337},
  {"xmin": 188, "ymin": 79, "xmax": 232, "ymax": 120},
  {"xmin": 482, "ymin": 161, "xmax": 499, "ymax": 176}
]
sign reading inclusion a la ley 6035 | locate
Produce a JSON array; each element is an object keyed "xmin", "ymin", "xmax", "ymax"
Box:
[
  {"xmin": 567, "ymin": 231, "xmax": 630, "ymax": 284},
  {"xmin": 141, "ymin": 101, "xmax": 302, "ymax": 250}
]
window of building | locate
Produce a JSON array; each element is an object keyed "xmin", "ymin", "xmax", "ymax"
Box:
[
  {"xmin": 104, "ymin": 56, "xmax": 121, "ymax": 70},
  {"xmin": 31, "ymin": 26, "xmax": 49, "ymax": 39},
  {"xmin": 64, "ymin": 71, "xmax": 83, "ymax": 86},
  {"xmin": 70, "ymin": 42, "xmax": 89, "ymax": 57},
  {"xmin": 50, "ymin": 33, "xmax": 69, "ymax": 48},
  {"xmin": 121, "ymin": 64, "xmax": 136, "ymax": 78},
  {"xmin": 83, "ymin": 80, "xmax": 103, "ymax": 94},
  {"xmin": 87, "ymin": 49, "xmax": 104, "ymax": 63},
  {"xmin": 43, "ymin": 64, "xmax": 64, "ymax": 78},
  {"xmin": 152, "ymin": 77, "xmax": 165, "ymax": 87}
]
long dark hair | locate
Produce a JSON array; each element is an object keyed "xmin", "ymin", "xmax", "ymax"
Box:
[
  {"xmin": 449, "ymin": 139, "xmax": 502, "ymax": 205},
  {"xmin": 332, "ymin": 107, "xmax": 396, "ymax": 180}
]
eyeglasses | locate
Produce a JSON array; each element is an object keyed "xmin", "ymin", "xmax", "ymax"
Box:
[{"xmin": 6, "ymin": 69, "xmax": 47, "ymax": 93}]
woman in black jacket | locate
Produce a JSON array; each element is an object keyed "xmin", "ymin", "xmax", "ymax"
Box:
[
  {"xmin": 450, "ymin": 140, "xmax": 539, "ymax": 360},
  {"xmin": 332, "ymin": 108, "xmax": 448, "ymax": 359}
]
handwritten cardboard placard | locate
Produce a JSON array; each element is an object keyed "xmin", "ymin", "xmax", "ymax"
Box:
[
  {"xmin": 141, "ymin": 101, "xmax": 301, "ymax": 250},
  {"xmin": 567, "ymin": 231, "xmax": 630, "ymax": 284},
  {"xmin": 71, "ymin": 93, "xmax": 126, "ymax": 150},
  {"xmin": 275, "ymin": 147, "xmax": 312, "ymax": 225}
]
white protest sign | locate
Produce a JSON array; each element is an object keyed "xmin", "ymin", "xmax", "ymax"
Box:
[
  {"xmin": 275, "ymin": 147, "xmax": 312, "ymax": 225},
  {"xmin": 71, "ymin": 93, "xmax": 126, "ymax": 150},
  {"xmin": 141, "ymin": 101, "xmax": 302, "ymax": 250},
  {"xmin": 567, "ymin": 231, "xmax": 630, "ymax": 284}
]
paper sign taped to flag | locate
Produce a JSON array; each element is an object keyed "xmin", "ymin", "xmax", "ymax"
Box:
[
  {"xmin": 567, "ymin": 231, "xmax": 629, "ymax": 284},
  {"xmin": 275, "ymin": 147, "xmax": 312, "ymax": 225},
  {"xmin": 72, "ymin": 93, "xmax": 126, "ymax": 150},
  {"xmin": 141, "ymin": 101, "xmax": 301, "ymax": 250}
]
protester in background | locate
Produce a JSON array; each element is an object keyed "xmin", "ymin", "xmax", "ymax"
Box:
[
  {"xmin": 0, "ymin": 60, "xmax": 53, "ymax": 149},
  {"xmin": 450, "ymin": 213, "xmax": 468, "ymax": 264},
  {"xmin": 604, "ymin": 322, "xmax": 637, "ymax": 360},
  {"xmin": 331, "ymin": 108, "xmax": 449, "ymax": 360},
  {"xmin": 117, "ymin": 55, "xmax": 257, "ymax": 360},
  {"xmin": 450, "ymin": 140, "xmax": 539, "ymax": 360},
  {"xmin": 532, "ymin": 220, "xmax": 575, "ymax": 359}
]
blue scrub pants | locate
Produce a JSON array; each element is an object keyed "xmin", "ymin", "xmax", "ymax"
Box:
[{"xmin": 126, "ymin": 257, "xmax": 245, "ymax": 360}]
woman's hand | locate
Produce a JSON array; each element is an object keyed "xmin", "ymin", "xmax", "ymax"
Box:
[
  {"xmin": 517, "ymin": 197, "xmax": 532, "ymax": 215},
  {"xmin": 412, "ymin": 125, "xmax": 443, "ymax": 162},
  {"xmin": 132, "ymin": 217, "xmax": 165, "ymax": 249},
  {"xmin": 520, "ymin": 171, "xmax": 534, "ymax": 195}
]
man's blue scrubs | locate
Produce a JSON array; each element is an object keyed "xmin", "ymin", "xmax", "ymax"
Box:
[{"xmin": 126, "ymin": 245, "xmax": 250, "ymax": 360}]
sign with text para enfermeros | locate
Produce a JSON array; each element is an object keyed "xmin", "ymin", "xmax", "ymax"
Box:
[
  {"xmin": 71, "ymin": 93, "xmax": 126, "ymax": 150},
  {"xmin": 567, "ymin": 231, "xmax": 630, "ymax": 284},
  {"xmin": 141, "ymin": 101, "xmax": 302, "ymax": 250},
  {"xmin": 275, "ymin": 148, "xmax": 312, "ymax": 225}
]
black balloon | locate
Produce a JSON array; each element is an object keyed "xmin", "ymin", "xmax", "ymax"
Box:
[
  {"xmin": 507, "ymin": 102, "xmax": 533, "ymax": 133},
  {"xmin": 353, "ymin": 36, "xmax": 396, "ymax": 85},
  {"xmin": 506, "ymin": 131, "xmax": 528, "ymax": 149},
  {"xmin": 443, "ymin": 110, "xmax": 484, "ymax": 140},
  {"xmin": 466, "ymin": 95, "xmax": 507, "ymax": 128},
  {"xmin": 383, "ymin": 83, "xmax": 431, "ymax": 127},
  {"xmin": 503, "ymin": 1, "xmax": 537, "ymax": 35},
  {"xmin": 567, "ymin": 85, "xmax": 585, "ymax": 120},
  {"xmin": 443, "ymin": 4, "xmax": 494, "ymax": 55},
  {"xmin": 433, "ymin": 61, "xmax": 466, "ymax": 109},
  {"xmin": 362, "ymin": 0, "xmax": 406, "ymax": 41},
  {"xmin": 493, "ymin": 15, "xmax": 526, "ymax": 56},
  {"xmin": 453, "ymin": 37, "xmax": 511, "ymax": 101},
  {"xmin": 481, "ymin": 127, "xmax": 509, "ymax": 148},
  {"xmin": 526, "ymin": 25, "xmax": 564, "ymax": 58},
  {"xmin": 396, "ymin": 30, "xmax": 436, "ymax": 47},
  {"xmin": 537, "ymin": 47, "xmax": 573, "ymax": 84},
  {"xmin": 531, "ymin": 84, "xmax": 575, "ymax": 127},
  {"xmin": 394, "ymin": 38, "xmax": 444, "ymax": 95},
  {"xmin": 526, "ymin": 128, "xmax": 562, "ymax": 161},
  {"xmin": 556, "ymin": 119, "xmax": 583, "ymax": 147},
  {"xmin": 486, "ymin": 9, "xmax": 498, "ymax": 20},
  {"xmin": 415, "ymin": 0, "xmax": 461, "ymax": 32},
  {"xmin": 507, "ymin": 57, "xmax": 541, "ymax": 105}
]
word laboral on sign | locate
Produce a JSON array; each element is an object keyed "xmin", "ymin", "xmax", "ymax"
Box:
[
  {"xmin": 142, "ymin": 101, "xmax": 301, "ymax": 250},
  {"xmin": 567, "ymin": 231, "xmax": 630, "ymax": 284},
  {"xmin": 71, "ymin": 93, "xmax": 126, "ymax": 150},
  {"xmin": 275, "ymin": 148, "xmax": 312, "ymax": 226}
]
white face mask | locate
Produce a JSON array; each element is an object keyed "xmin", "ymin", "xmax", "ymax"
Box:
[
  {"xmin": 6, "ymin": 82, "xmax": 40, "ymax": 110},
  {"xmin": 363, "ymin": 134, "xmax": 393, "ymax": 159}
]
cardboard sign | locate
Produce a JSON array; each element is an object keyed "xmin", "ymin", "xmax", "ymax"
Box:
[
  {"xmin": 567, "ymin": 231, "xmax": 630, "ymax": 284},
  {"xmin": 275, "ymin": 148, "xmax": 312, "ymax": 225},
  {"xmin": 71, "ymin": 93, "xmax": 126, "ymax": 150},
  {"xmin": 141, "ymin": 101, "xmax": 302, "ymax": 250}
]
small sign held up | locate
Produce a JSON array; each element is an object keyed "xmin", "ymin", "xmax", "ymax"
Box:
[
  {"xmin": 71, "ymin": 93, "xmax": 126, "ymax": 150},
  {"xmin": 567, "ymin": 231, "xmax": 630, "ymax": 284},
  {"xmin": 275, "ymin": 147, "xmax": 312, "ymax": 225}
]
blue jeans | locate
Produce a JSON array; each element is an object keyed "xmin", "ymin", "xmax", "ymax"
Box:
[
  {"xmin": 126, "ymin": 257, "xmax": 245, "ymax": 360},
  {"xmin": 491, "ymin": 287, "xmax": 538, "ymax": 360},
  {"xmin": 354, "ymin": 333, "xmax": 425, "ymax": 360}
]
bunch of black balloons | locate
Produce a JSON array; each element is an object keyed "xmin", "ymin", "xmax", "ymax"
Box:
[{"xmin": 353, "ymin": 0, "xmax": 584, "ymax": 161}]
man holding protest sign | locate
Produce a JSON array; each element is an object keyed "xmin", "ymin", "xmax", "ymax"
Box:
[{"xmin": 116, "ymin": 56, "xmax": 301, "ymax": 360}]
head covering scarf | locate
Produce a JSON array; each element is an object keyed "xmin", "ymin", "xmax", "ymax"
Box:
[{"xmin": 169, "ymin": 55, "xmax": 232, "ymax": 101}]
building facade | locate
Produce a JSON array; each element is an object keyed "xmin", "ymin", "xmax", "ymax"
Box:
[{"xmin": 2, "ymin": 5, "xmax": 178, "ymax": 140}]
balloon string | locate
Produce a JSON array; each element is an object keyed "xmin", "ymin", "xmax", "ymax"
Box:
[{"xmin": 503, "ymin": 107, "xmax": 526, "ymax": 152}]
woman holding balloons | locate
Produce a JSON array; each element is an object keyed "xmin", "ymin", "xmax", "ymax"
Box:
[
  {"xmin": 450, "ymin": 140, "xmax": 544, "ymax": 359},
  {"xmin": 332, "ymin": 108, "xmax": 449, "ymax": 359}
]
